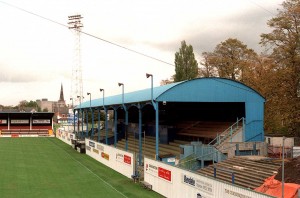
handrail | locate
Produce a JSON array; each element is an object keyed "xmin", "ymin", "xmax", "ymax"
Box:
[
  {"xmin": 177, "ymin": 130, "xmax": 267, "ymax": 171},
  {"xmin": 177, "ymin": 145, "xmax": 227, "ymax": 169},
  {"xmin": 208, "ymin": 117, "xmax": 244, "ymax": 146},
  {"xmin": 177, "ymin": 153, "xmax": 197, "ymax": 169}
]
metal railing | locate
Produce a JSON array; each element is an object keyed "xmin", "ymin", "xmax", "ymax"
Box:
[
  {"xmin": 177, "ymin": 145, "xmax": 227, "ymax": 171},
  {"xmin": 208, "ymin": 117, "xmax": 245, "ymax": 146}
]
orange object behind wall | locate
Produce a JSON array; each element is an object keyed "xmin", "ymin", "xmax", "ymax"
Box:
[{"xmin": 255, "ymin": 176, "xmax": 300, "ymax": 198}]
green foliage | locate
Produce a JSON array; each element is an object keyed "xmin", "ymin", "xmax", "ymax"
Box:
[
  {"xmin": 26, "ymin": 100, "xmax": 38, "ymax": 107},
  {"xmin": 174, "ymin": 40, "xmax": 198, "ymax": 82},
  {"xmin": 53, "ymin": 123, "xmax": 61, "ymax": 135},
  {"xmin": 18, "ymin": 100, "xmax": 41, "ymax": 111},
  {"xmin": 81, "ymin": 109, "xmax": 106, "ymax": 123}
]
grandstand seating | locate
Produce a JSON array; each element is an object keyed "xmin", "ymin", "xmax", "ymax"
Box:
[
  {"xmin": 197, "ymin": 157, "xmax": 281, "ymax": 189},
  {"xmin": 0, "ymin": 129, "xmax": 49, "ymax": 136},
  {"xmin": 89, "ymin": 121, "xmax": 237, "ymax": 160},
  {"xmin": 90, "ymin": 131, "xmax": 114, "ymax": 142},
  {"xmin": 117, "ymin": 135, "xmax": 189, "ymax": 159},
  {"xmin": 176, "ymin": 121, "xmax": 232, "ymax": 139}
]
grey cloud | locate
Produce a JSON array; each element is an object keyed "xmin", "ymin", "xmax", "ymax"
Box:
[
  {"xmin": 141, "ymin": 6, "xmax": 275, "ymax": 57},
  {"xmin": 197, "ymin": 9, "xmax": 273, "ymax": 52},
  {"xmin": 0, "ymin": 65, "xmax": 69, "ymax": 83},
  {"xmin": 0, "ymin": 70, "xmax": 43, "ymax": 83}
]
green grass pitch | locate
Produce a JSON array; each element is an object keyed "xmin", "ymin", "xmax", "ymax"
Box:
[{"xmin": 0, "ymin": 138, "xmax": 162, "ymax": 198}]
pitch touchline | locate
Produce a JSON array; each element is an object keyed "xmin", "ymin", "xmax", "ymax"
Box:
[{"xmin": 47, "ymin": 138, "xmax": 128, "ymax": 198}]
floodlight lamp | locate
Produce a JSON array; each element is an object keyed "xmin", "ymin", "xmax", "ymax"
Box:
[
  {"xmin": 146, "ymin": 73, "xmax": 152, "ymax": 78},
  {"xmin": 118, "ymin": 83, "xmax": 123, "ymax": 87},
  {"xmin": 77, "ymin": 96, "xmax": 80, "ymax": 98},
  {"xmin": 87, "ymin": 92, "xmax": 90, "ymax": 95},
  {"xmin": 100, "ymin": 89, "xmax": 104, "ymax": 92}
]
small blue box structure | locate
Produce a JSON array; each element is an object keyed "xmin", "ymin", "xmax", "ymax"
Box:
[{"xmin": 159, "ymin": 154, "xmax": 176, "ymax": 166}]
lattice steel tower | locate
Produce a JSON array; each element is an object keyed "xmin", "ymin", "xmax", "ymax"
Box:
[{"xmin": 68, "ymin": 15, "xmax": 83, "ymax": 106}]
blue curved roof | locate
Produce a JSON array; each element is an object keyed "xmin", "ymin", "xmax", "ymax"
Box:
[{"xmin": 75, "ymin": 77, "xmax": 265, "ymax": 109}]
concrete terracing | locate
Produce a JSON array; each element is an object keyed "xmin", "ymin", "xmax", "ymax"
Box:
[
  {"xmin": 117, "ymin": 135, "xmax": 188, "ymax": 159},
  {"xmin": 197, "ymin": 156, "xmax": 281, "ymax": 189}
]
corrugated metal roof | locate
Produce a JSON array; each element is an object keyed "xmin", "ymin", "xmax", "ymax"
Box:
[
  {"xmin": 156, "ymin": 78, "xmax": 265, "ymax": 102},
  {"xmin": 75, "ymin": 77, "xmax": 265, "ymax": 109},
  {"xmin": 76, "ymin": 81, "xmax": 183, "ymax": 109}
]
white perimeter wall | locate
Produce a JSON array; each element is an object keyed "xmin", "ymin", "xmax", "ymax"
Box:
[
  {"xmin": 85, "ymin": 139, "xmax": 135, "ymax": 179},
  {"xmin": 144, "ymin": 158, "xmax": 273, "ymax": 198},
  {"xmin": 56, "ymin": 129, "xmax": 75, "ymax": 146}
]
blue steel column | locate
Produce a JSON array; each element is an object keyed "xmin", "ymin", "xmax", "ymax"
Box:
[
  {"xmin": 105, "ymin": 108, "xmax": 108, "ymax": 144},
  {"xmin": 201, "ymin": 146, "xmax": 204, "ymax": 168},
  {"xmin": 86, "ymin": 110, "xmax": 89, "ymax": 138},
  {"xmin": 87, "ymin": 93, "xmax": 93, "ymax": 139},
  {"xmin": 77, "ymin": 110, "xmax": 80, "ymax": 138},
  {"xmin": 155, "ymin": 102, "xmax": 159, "ymax": 160},
  {"xmin": 236, "ymin": 144, "xmax": 240, "ymax": 156},
  {"xmin": 91, "ymin": 108, "xmax": 94, "ymax": 140},
  {"xmin": 77, "ymin": 96, "xmax": 82, "ymax": 139},
  {"xmin": 146, "ymin": 73, "xmax": 159, "ymax": 160},
  {"xmin": 100, "ymin": 89, "xmax": 107, "ymax": 144},
  {"xmin": 125, "ymin": 108, "xmax": 128, "ymax": 151},
  {"xmin": 242, "ymin": 117, "xmax": 245, "ymax": 142},
  {"xmin": 81, "ymin": 109, "xmax": 84, "ymax": 138},
  {"xmin": 98, "ymin": 108, "xmax": 101, "ymax": 142},
  {"xmin": 119, "ymin": 83, "xmax": 128, "ymax": 151},
  {"xmin": 114, "ymin": 108, "xmax": 118, "ymax": 147},
  {"xmin": 73, "ymin": 109, "xmax": 75, "ymax": 133},
  {"xmin": 138, "ymin": 104, "xmax": 142, "ymax": 165}
]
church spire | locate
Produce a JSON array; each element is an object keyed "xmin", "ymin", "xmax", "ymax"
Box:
[{"xmin": 59, "ymin": 83, "xmax": 65, "ymax": 102}]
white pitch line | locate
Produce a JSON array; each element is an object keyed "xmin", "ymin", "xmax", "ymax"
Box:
[{"xmin": 47, "ymin": 138, "xmax": 128, "ymax": 198}]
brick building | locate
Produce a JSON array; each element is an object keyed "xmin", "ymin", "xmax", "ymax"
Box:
[{"xmin": 36, "ymin": 84, "xmax": 69, "ymax": 123}]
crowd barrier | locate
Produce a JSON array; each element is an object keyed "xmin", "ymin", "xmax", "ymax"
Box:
[{"xmin": 56, "ymin": 129, "xmax": 75, "ymax": 146}]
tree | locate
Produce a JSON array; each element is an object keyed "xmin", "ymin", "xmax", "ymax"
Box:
[
  {"xmin": 198, "ymin": 52, "xmax": 218, "ymax": 77},
  {"xmin": 87, "ymin": 110, "xmax": 106, "ymax": 123},
  {"xmin": 241, "ymin": 55, "xmax": 287, "ymax": 133},
  {"xmin": 200, "ymin": 38, "xmax": 257, "ymax": 81},
  {"xmin": 18, "ymin": 100, "xmax": 27, "ymax": 110},
  {"xmin": 174, "ymin": 40, "xmax": 198, "ymax": 82},
  {"xmin": 17, "ymin": 100, "xmax": 41, "ymax": 112},
  {"xmin": 160, "ymin": 75, "xmax": 174, "ymax": 85},
  {"xmin": 260, "ymin": 0, "xmax": 300, "ymax": 135},
  {"xmin": 26, "ymin": 100, "xmax": 38, "ymax": 107}
]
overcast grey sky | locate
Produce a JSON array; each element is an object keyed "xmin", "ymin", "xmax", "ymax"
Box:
[{"xmin": 0, "ymin": 0, "xmax": 283, "ymax": 106}]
